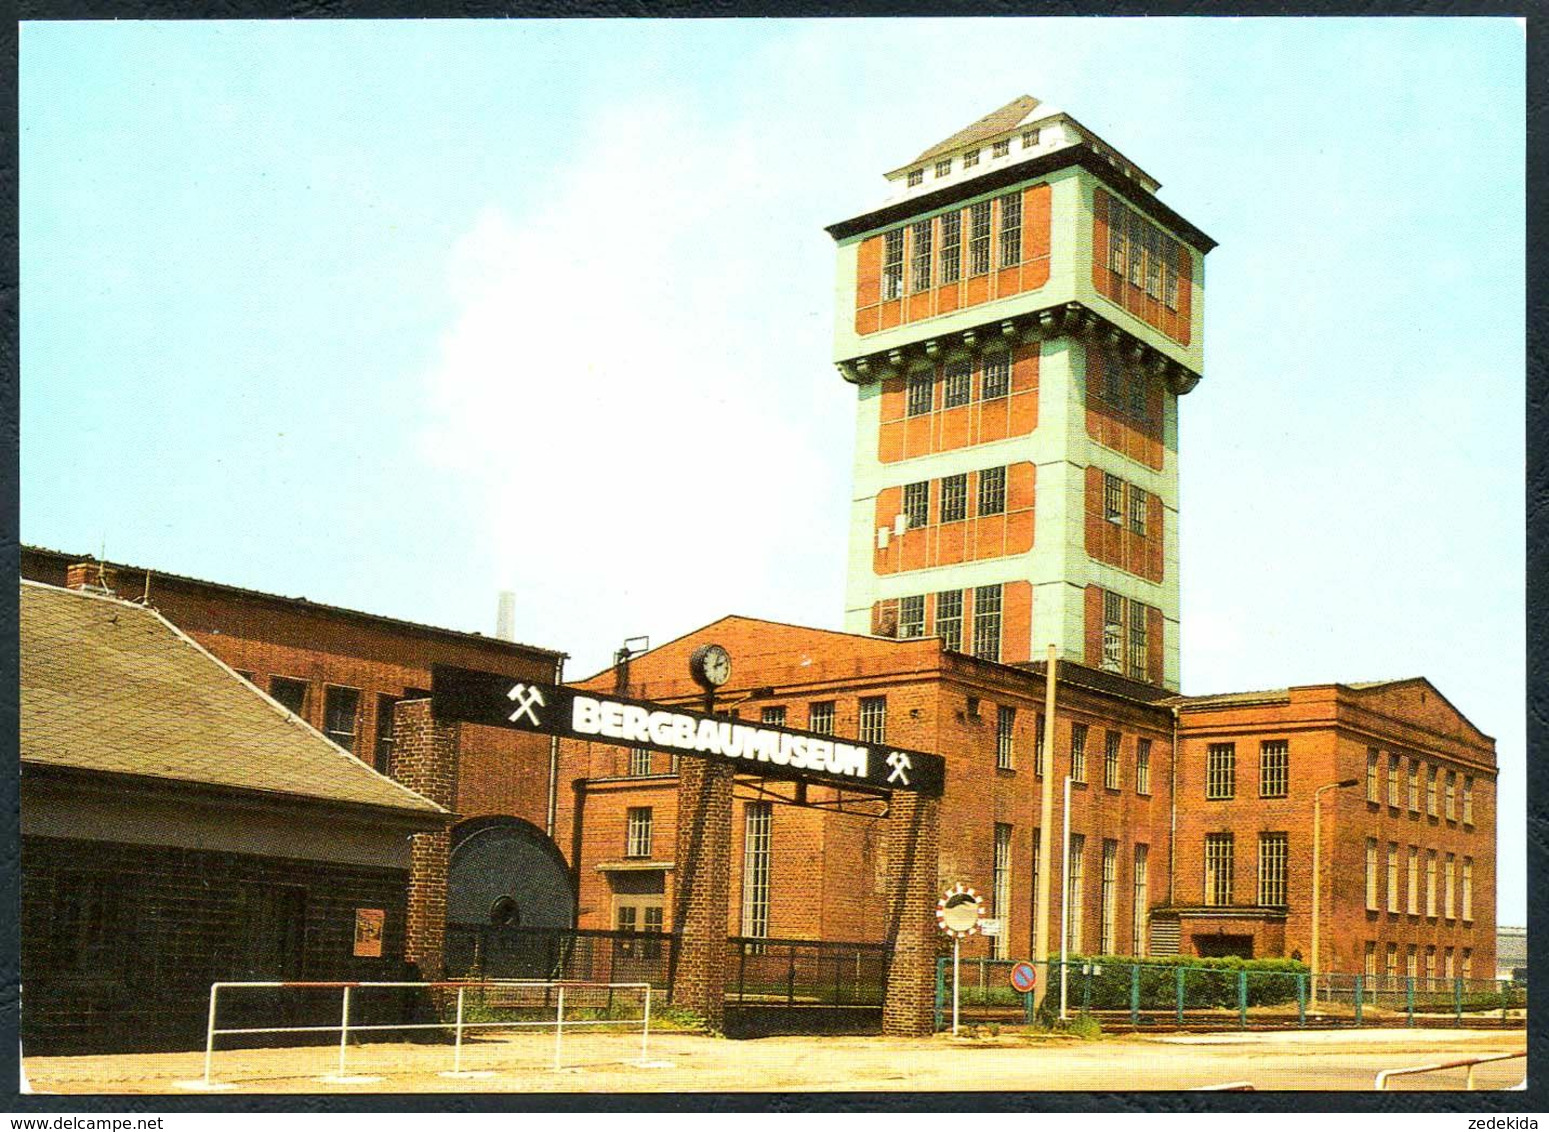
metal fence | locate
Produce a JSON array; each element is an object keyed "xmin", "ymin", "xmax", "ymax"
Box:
[
  {"xmin": 727, "ymin": 937, "xmax": 889, "ymax": 1008},
  {"xmin": 934, "ymin": 957, "xmax": 1527, "ymax": 1032},
  {"xmin": 446, "ymin": 925, "xmax": 678, "ymax": 996}
]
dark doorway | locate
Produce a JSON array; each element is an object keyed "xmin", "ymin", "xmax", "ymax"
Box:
[{"xmin": 1192, "ymin": 933, "xmax": 1254, "ymax": 959}]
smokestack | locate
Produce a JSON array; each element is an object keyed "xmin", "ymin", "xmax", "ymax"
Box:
[{"xmin": 495, "ymin": 591, "xmax": 518, "ymax": 642}]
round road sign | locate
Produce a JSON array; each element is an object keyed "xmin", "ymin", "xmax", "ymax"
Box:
[
  {"xmin": 1009, "ymin": 962, "xmax": 1038, "ymax": 993},
  {"xmin": 935, "ymin": 883, "xmax": 984, "ymax": 937}
]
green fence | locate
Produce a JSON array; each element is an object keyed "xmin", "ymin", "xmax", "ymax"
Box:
[{"xmin": 933, "ymin": 956, "xmax": 1526, "ymax": 1032}]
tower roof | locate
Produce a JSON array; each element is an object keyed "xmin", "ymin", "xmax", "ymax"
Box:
[{"xmin": 909, "ymin": 94, "xmax": 1043, "ymax": 166}]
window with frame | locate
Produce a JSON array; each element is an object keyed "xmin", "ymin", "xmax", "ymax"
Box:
[
  {"xmin": 906, "ymin": 372, "xmax": 934, "ymax": 417},
  {"xmin": 1070, "ymin": 723, "xmax": 1088, "ymax": 783},
  {"xmin": 1407, "ymin": 846, "xmax": 1419, "ymax": 914},
  {"xmin": 270, "ymin": 676, "xmax": 309, "ymax": 718},
  {"xmin": 968, "ymin": 201, "xmax": 992, "ymax": 275},
  {"xmin": 628, "ymin": 748, "xmax": 653, "ymax": 776},
  {"xmin": 981, "ymin": 352, "xmax": 1011, "ymax": 399},
  {"xmin": 1463, "ymin": 776, "xmax": 1474, "ymax": 825},
  {"xmin": 1427, "ymin": 765, "xmax": 1438, "ymax": 816},
  {"xmin": 1099, "ymin": 839, "xmax": 1118, "ymax": 955},
  {"xmin": 998, "ymin": 191, "xmax": 1021, "ymax": 266},
  {"xmin": 1128, "ymin": 367, "xmax": 1149, "ymax": 421},
  {"xmin": 942, "ymin": 360, "xmax": 973, "ymax": 409},
  {"xmin": 906, "ymin": 168, "xmax": 924, "ymax": 187},
  {"xmin": 1463, "ymin": 949, "xmax": 1473, "ymax": 981},
  {"xmin": 1022, "ymin": 127, "xmax": 1040, "ymax": 147},
  {"xmin": 1204, "ymin": 833, "xmax": 1234, "ymax": 906},
  {"xmin": 992, "ymin": 138, "xmax": 1011, "ymax": 159},
  {"xmin": 1103, "ymin": 473, "xmax": 1123, "ymax": 524},
  {"xmin": 1425, "ymin": 945, "xmax": 1437, "ymax": 989},
  {"xmin": 1132, "ymin": 843, "xmax": 1150, "ymax": 955},
  {"xmin": 993, "ymin": 824, "xmax": 1013, "ymax": 959},
  {"xmin": 936, "ymin": 590, "xmax": 963, "ymax": 652},
  {"xmin": 1258, "ymin": 832, "xmax": 1287, "ymax": 906},
  {"xmin": 910, "ymin": 220, "xmax": 933, "ymax": 292},
  {"xmin": 1387, "ymin": 843, "xmax": 1400, "ymax": 913},
  {"xmin": 938, "ymin": 211, "xmax": 962, "ymax": 284},
  {"xmin": 963, "ymin": 148, "xmax": 980, "ymax": 168},
  {"xmin": 1034, "ymin": 713, "xmax": 1046, "ymax": 777},
  {"xmin": 858, "ymin": 696, "xmax": 887, "ymax": 744},
  {"xmin": 1409, "ymin": 758, "xmax": 1421, "ymax": 812},
  {"xmin": 1462, "ymin": 857, "xmax": 1473, "ymax": 921},
  {"xmin": 1067, "ymin": 834, "xmax": 1085, "ymax": 952},
  {"xmin": 809, "ymin": 701, "xmax": 835, "ymax": 735},
  {"xmin": 978, "ymin": 466, "xmax": 1007, "ymax": 516},
  {"xmin": 1127, "ymin": 484, "xmax": 1147, "ymax": 536},
  {"xmin": 741, "ymin": 802, "xmax": 772, "ymax": 938},
  {"xmin": 934, "ymin": 159, "xmax": 952, "ymax": 177},
  {"xmin": 1206, "ymin": 743, "xmax": 1235, "ymax": 800},
  {"xmin": 1259, "ymin": 740, "xmax": 1288, "ymax": 798},
  {"xmin": 1365, "ymin": 838, "xmax": 1379, "ymax": 910},
  {"xmin": 972, "ymin": 584, "xmax": 1002, "ymax": 661},
  {"xmin": 1366, "ymin": 749, "xmax": 1379, "ymax": 803},
  {"xmin": 1387, "ymin": 754, "xmax": 1400, "ymax": 807},
  {"xmin": 1445, "ymin": 947, "xmax": 1455, "ymax": 981},
  {"xmin": 761, "ymin": 705, "xmax": 786, "ymax": 727},
  {"xmin": 373, "ymin": 693, "xmax": 401, "ymax": 772},
  {"xmin": 882, "ymin": 228, "xmax": 905, "ymax": 300},
  {"xmin": 1136, "ymin": 738, "xmax": 1152, "ymax": 795},
  {"xmin": 898, "ymin": 595, "xmax": 926, "ymax": 639},
  {"xmin": 626, "ymin": 807, "xmax": 653, "ymax": 858},
  {"xmin": 1387, "ymin": 943, "xmax": 1398, "ymax": 981},
  {"xmin": 1406, "ymin": 945, "xmax": 1418, "ymax": 980},
  {"xmin": 1425, "ymin": 850, "xmax": 1437, "ymax": 917},
  {"xmin": 1126, "ymin": 210, "xmax": 1145, "ymax": 288},
  {"xmin": 1445, "ymin": 770, "xmax": 1456, "ymax": 821},
  {"xmin": 940, "ymin": 473, "xmax": 968, "ymax": 522},
  {"xmin": 1127, "ymin": 598, "xmax": 1148, "ymax": 681},
  {"xmin": 1365, "ymin": 942, "xmax": 1377, "ymax": 979},
  {"xmin": 996, "ymin": 705, "xmax": 1016, "ymax": 770},
  {"xmin": 1444, "ymin": 853, "xmax": 1455, "ymax": 920},
  {"xmin": 1104, "ymin": 730, "xmax": 1121, "ymax": 790},
  {"xmin": 903, "ymin": 481, "xmax": 930, "ymax": 529},
  {"xmin": 324, "ymin": 686, "xmax": 360, "ymax": 754},
  {"xmin": 1101, "ymin": 590, "xmax": 1124, "ymax": 673}
]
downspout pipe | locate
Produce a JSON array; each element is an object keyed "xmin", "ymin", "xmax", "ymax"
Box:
[
  {"xmin": 1168, "ymin": 703, "xmax": 1179, "ymax": 905},
  {"xmin": 546, "ymin": 653, "xmax": 565, "ymax": 838}
]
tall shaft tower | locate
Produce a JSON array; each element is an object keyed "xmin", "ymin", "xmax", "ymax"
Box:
[{"xmin": 826, "ymin": 96, "xmax": 1214, "ymax": 691}]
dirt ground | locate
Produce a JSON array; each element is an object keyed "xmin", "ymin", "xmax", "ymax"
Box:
[{"xmin": 21, "ymin": 1026, "xmax": 1527, "ymax": 1095}]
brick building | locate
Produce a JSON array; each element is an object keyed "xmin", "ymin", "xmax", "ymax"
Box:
[{"xmin": 19, "ymin": 581, "xmax": 447, "ymax": 1053}]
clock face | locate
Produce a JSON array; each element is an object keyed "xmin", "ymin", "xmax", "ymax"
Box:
[{"xmin": 692, "ymin": 643, "xmax": 732, "ymax": 688}]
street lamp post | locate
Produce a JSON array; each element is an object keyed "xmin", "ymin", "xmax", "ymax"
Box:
[{"xmin": 1310, "ymin": 776, "xmax": 1360, "ymax": 1010}]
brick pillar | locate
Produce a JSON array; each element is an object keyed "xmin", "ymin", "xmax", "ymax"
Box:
[
  {"xmin": 882, "ymin": 790, "xmax": 941, "ymax": 1037},
  {"xmin": 391, "ymin": 699, "xmax": 459, "ymax": 981},
  {"xmin": 671, "ymin": 757, "xmax": 734, "ymax": 1030}
]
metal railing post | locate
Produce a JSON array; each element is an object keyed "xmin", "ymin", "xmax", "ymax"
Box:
[
  {"xmin": 202, "ymin": 984, "xmax": 220, "ymax": 1087},
  {"xmin": 1296, "ymin": 974, "xmax": 1306, "ymax": 1027},
  {"xmin": 1175, "ymin": 966, "xmax": 1185, "ymax": 1025},
  {"xmin": 1130, "ymin": 963, "xmax": 1140, "ymax": 1027},
  {"xmin": 452, "ymin": 986, "xmax": 465, "ymax": 1075},
  {"xmin": 1238, "ymin": 971, "xmax": 1247, "ymax": 1030},
  {"xmin": 336, "ymin": 986, "xmax": 352, "ymax": 1079},
  {"xmin": 552, "ymin": 985, "xmax": 565, "ymax": 1071},
  {"xmin": 1353, "ymin": 976, "xmax": 1363, "ymax": 1026}
]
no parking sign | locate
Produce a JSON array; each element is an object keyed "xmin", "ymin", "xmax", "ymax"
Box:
[{"xmin": 1010, "ymin": 961, "xmax": 1038, "ymax": 993}]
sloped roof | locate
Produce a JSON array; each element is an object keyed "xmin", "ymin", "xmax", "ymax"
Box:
[
  {"xmin": 21, "ymin": 581, "xmax": 445, "ymax": 820},
  {"xmin": 911, "ymin": 95, "xmax": 1042, "ymax": 165}
]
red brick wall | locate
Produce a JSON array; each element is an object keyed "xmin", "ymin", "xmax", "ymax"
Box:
[
  {"xmin": 871, "ymin": 580, "xmax": 1033, "ymax": 666},
  {"xmin": 873, "ymin": 463, "xmax": 1035, "ymax": 575},
  {"xmin": 1083, "ymin": 465, "xmax": 1164, "ymax": 582},
  {"xmin": 1084, "ymin": 341, "xmax": 1166, "ymax": 471},
  {"xmin": 1091, "ymin": 186, "xmax": 1193, "ymax": 346},
  {"xmin": 877, "ymin": 343, "xmax": 1038, "ymax": 464}
]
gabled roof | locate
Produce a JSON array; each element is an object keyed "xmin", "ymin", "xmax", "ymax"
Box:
[
  {"xmin": 910, "ymin": 95, "xmax": 1042, "ymax": 166},
  {"xmin": 21, "ymin": 581, "xmax": 446, "ymax": 820}
]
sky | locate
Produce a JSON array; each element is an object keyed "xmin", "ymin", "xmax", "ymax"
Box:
[{"xmin": 19, "ymin": 18, "xmax": 1526, "ymax": 921}]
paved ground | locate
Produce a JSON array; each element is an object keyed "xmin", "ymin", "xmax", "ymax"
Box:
[{"xmin": 21, "ymin": 1027, "xmax": 1526, "ymax": 1094}]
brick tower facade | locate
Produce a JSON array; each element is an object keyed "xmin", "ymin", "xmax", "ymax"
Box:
[{"xmin": 827, "ymin": 95, "xmax": 1215, "ymax": 691}]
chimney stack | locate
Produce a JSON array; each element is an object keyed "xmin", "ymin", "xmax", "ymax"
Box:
[
  {"xmin": 495, "ymin": 591, "xmax": 517, "ymax": 642},
  {"xmin": 66, "ymin": 562, "xmax": 118, "ymax": 596}
]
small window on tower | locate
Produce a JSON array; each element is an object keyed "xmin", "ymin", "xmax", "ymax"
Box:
[
  {"xmin": 942, "ymin": 360, "xmax": 973, "ymax": 408},
  {"xmin": 935, "ymin": 590, "xmax": 964, "ymax": 653},
  {"xmin": 903, "ymin": 481, "xmax": 930, "ymax": 529},
  {"xmin": 977, "ymin": 467, "xmax": 1007, "ymax": 516},
  {"xmin": 940, "ymin": 474, "xmax": 968, "ymax": 523},
  {"xmin": 906, "ymin": 168, "xmax": 924, "ymax": 187},
  {"xmin": 1103, "ymin": 474, "xmax": 1123, "ymax": 524},
  {"xmin": 1022, "ymin": 128, "xmax": 1041, "ymax": 148},
  {"xmin": 963, "ymin": 148, "xmax": 980, "ymax": 168},
  {"xmin": 981, "ymin": 353, "xmax": 1011, "ymax": 400},
  {"xmin": 992, "ymin": 138, "xmax": 1011, "ymax": 158},
  {"xmin": 935, "ymin": 159, "xmax": 952, "ymax": 177},
  {"xmin": 898, "ymin": 595, "xmax": 926, "ymax": 639}
]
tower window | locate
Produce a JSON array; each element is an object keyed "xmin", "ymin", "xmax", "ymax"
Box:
[
  {"xmin": 882, "ymin": 228, "xmax": 905, "ymax": 300},
  {"xmin": 1022, "ymin": 128, "xmax": 1040, "ymax": 147},
  {"xmin": 940, "ymin": 474, "xmax": 968, "ymax": 523},
  {"xmin": 1127, "ymin": 484, "xmax": 1148, "ymax": 535},
  {"xmin": 906, "ymin": 371, "xmax": 934, "ymax": 417},
  {"xmin": 977, "ymin": 466, "xmax": 1006, "ymax": 516},
  {"xmin": 906, "ymin": 168, "xmax": 924, "ymax": 187},
  {"xmin": 963, "ymin": 148, "xmax": 980, "ymax": 168},
  {"xmin": 968, "ymin": 201, "xmax": 993, "ymax": 276},
  {"xmin": 934, "ymin": 159, "xmax": 952, "ymax": 177},
  {"xmin": 1127, "ymin": 598, "xmax": 1148, "ymax": 680},
  {"xmin": 1145, "ymin": 224, "xmax": 1162, "ymax": 298},
  {"xmin": 1103, "ymin": 474, "xmax": 1123, "ymax": 524},
  {"xmin": 942, "ymin": 360, "xmax": 973, "ymax": 408},
  {"xmin": 903, "ymin": 481, "xmax": 930, "ymax": 529},
  {"xmin": 992, "ymin": 138, "xmax": 1011, "ymax": 158},
  {"xmin": 1127, "ymin": 210, "xmax": 1145, "ymax": 288},
  {"xmin": 998, "ymin": 191, "xmax": 1022, "ymax": 267},
  {"xmin": 935, "ymin": 590, "xmax": 964, "ymax": 652},
  {"xmin": 981, "ymin": 352, "xmax": 1011, "ymax": 399},
  {"xmin": 1102, "ymin": 590, "xmax": 1124, "ymax": 673},
  {"xmin": 938, "ymin": 211, "xmax": 962, "ymax": 285},
  {"xmin": 898, "ymin": 595, "xmax": 926, "ymax": 639},
  {"xmin": 910, "ymin": 220, "xmax": 933, "ymax": 293},
  {"xmin": 972, "ymin": 584, "xmax": 1002, "ymax": 662}
]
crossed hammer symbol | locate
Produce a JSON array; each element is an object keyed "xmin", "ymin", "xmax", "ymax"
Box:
[
  {"xmin": 506, "ymin": 682, "xmax": 546, "ymax": 726},
  {"xmin": 886, "ymin": 750, "xmax": 912, "ymax": 786}
]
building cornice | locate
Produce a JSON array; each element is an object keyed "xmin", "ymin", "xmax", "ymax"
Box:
[{"xmin": 834, "ymin": 301, "xmax": 1202, "ymax": 397}]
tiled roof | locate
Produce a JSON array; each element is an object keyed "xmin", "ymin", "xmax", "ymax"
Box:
[
  {"xmin": 1168, "ymin": 678, "xmax": 1420, "ymax": 709},
  {"xmin": 20, "ymin": 581, "xmax": 445, "ymax": 819},
  {"xmin": 911, "ymin": 95, "xmax": 1042, "ymax": 165}
]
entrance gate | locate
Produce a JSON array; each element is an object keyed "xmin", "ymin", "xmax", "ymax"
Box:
[{"xmin": 429, "ymin": 660, "xmax": 947, "ymax": 1037}]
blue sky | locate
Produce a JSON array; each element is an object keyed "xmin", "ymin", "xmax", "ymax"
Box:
[{"xmin": 21, "ymin": 19, "xmax": 1525, "ymax": 921}]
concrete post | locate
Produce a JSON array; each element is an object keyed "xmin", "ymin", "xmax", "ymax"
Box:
[
  {"xmin": 882, "ymin": 790, "xmax": 941, "ymax": 1036},
  {"xmin": 671, "ymin": 757, "xmax": 734, "ymax": 1030},
  {"xmin": 392, "ymin": 699, "xmax": 460, "ymax": 981}
]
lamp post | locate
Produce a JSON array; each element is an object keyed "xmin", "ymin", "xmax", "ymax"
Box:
[{"xmin": 1310, "ymin": 776, "xmax": 1360, "ymax": 1010}]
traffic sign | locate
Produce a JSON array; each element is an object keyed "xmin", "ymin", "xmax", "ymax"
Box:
[{"xmin": 1010, "ymin": 962, "xmax": 1038, "ymax": 993}]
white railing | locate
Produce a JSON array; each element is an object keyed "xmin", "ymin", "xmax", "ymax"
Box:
[
  {"xmin": 174, "ymin": 979, "xmax": 656, "ymax": 1090},
  {"xmin": 1373, "ymin": 1050, "xmax": 1526, "ymax": 1091}
]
